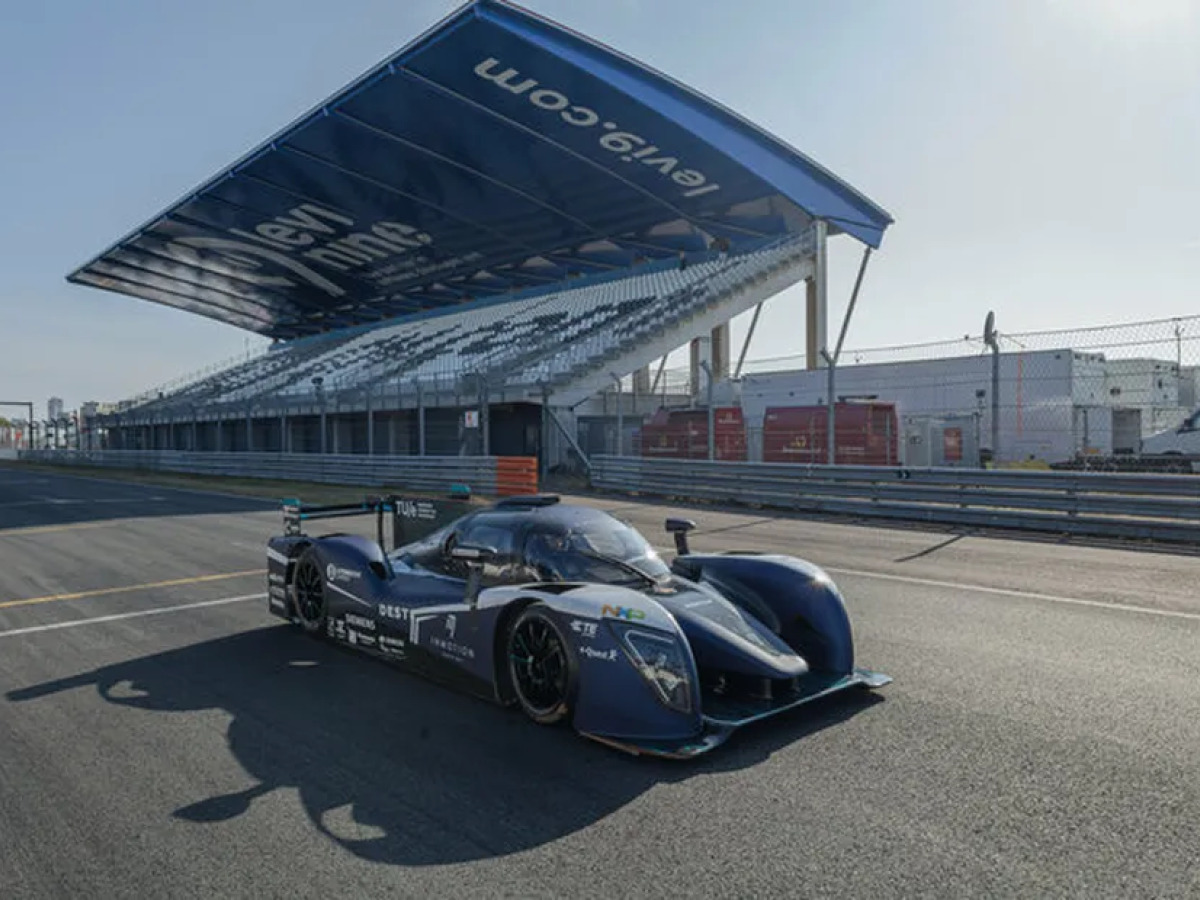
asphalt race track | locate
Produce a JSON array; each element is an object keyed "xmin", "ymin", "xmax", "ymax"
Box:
[{"xmin": 0, "ymin": 467, "xmax": 1197, "ymax": 898}]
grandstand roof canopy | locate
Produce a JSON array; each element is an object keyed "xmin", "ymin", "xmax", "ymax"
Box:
[{"xmin": 68, "ymin": 0, "xmax": 894, "ymax": 340}]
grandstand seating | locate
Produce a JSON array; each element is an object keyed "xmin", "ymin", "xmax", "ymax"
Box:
[{"xmin": 124, "ymin": 236, "xmax": 807, "ymax": 416}]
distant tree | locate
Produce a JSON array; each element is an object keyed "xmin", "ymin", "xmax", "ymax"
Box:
[{"xmin": 0, "ymin": 417, "xmax": 10, "ymax": 428}]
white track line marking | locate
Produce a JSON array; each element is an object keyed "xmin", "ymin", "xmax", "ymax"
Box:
[
  {"xmin": 0, "ymin": 468, "xmax": 278, "ymax": 506},
  {"xmin": 824, "ymin": 567, "xmax": 1200, "ymax": 623},
  {"xmin": 652, "ymin": 545, "xmax": 1200, "ymax": 623},
  {"xmin": 0, "ymin": 497, "xmax": 159, "ymax": 509},
  {"xmin": 0, "ymin": 593, "xmax": 265, "ymax": 640}
]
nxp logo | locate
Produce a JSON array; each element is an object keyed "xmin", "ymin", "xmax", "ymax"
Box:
[{"xmin": 601, "ymin": 605, "xmax": 646, "ymax": 621}]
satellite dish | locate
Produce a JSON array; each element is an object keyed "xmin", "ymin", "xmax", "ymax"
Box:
[{"xmin": 983, "ymin": 311, "xmax": 996, "ymax": 347}]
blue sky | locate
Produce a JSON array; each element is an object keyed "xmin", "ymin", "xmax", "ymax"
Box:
[{"xmin": 2, "ymin": 0, "xmax": 1197, "ymax": 416}]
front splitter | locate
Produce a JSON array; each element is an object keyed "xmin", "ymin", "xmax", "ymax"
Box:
[{"xmin": 579, "ymin": 667, "xmax": 892, "ymax": 759}]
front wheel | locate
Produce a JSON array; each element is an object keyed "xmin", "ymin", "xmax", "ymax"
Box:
[{"xmin": 507, "ymin": 604, "xmax": 577, "ymax": 725}]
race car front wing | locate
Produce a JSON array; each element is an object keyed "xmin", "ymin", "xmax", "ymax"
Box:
[{"xmin": 580, "ymin": 667, "xmax": 892, "ymax": 759}]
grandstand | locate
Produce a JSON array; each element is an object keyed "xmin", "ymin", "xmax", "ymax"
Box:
[{"xmin": 70, "ymin": 0, "xmax": 892, "ymax": 467}]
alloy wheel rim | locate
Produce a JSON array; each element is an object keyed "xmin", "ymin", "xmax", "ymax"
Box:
[
  {"xmin": 294, "ymin": 561, "xmax": 324, "ymax": 623},
  {"xmin": 510, "ymin": 616, "xmax": 567, "ymax": 715}
]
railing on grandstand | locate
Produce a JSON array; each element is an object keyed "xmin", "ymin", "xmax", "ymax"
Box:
[
  {"xmin": 472, "ymin": 233, "xmax": 808, "ymax": 392},
  {"xmin": 114, "ymin": 342, "xmax": 273, "ymax": 411},
  {"xmin": 113, "ymin": 230, "xmax": 813, "ymax": 420}
]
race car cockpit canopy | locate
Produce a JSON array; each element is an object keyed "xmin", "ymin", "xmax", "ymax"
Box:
[{"xmin": 67, "ymin": 0, "xmax": 893, "ymax": 340}]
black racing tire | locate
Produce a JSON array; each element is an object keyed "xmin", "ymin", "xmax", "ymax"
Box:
[
  {"xmin": 291, "ymin": 548, "xmax": 328, "ymax": 636},
  {"xmin": 506, "ymin": 603, "xmax": 578, "ymax": 726}
]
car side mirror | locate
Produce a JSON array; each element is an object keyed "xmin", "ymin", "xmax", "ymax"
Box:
[
  {"xmin": 450, "ymin": 544, "xmax": 497, "ymax": 606},
  {"xmin": 450, "ymin": 544, "xmax": 497, "ymax": 563},
  {"xmin": 664, "ymin": 518, "xmax": 696, "ymax": 556}
]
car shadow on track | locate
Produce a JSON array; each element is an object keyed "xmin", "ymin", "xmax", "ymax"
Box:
[{"xmin": 6, "ymin": 624, "xmax": 883, "ymax": 867}]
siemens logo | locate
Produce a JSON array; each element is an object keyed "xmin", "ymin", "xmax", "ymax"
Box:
[{"xmin": 475, "ymin": 58, "xmax": 721, "ymax": 200}]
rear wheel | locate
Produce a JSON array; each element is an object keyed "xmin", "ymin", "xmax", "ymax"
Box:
[
  {"xmin": 507, "ymin": 604, "xmax": 576, "ymax": 725},
  {"xmin": 291, "ymin": 549, "xmax": 327, "ymax": 635}
]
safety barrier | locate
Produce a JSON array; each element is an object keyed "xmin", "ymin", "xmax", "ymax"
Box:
[
  {"xmin": 494, "ymin": 456, "xmax": 539, "ymax": 496},
  {"xmin": 18, "ymin": 450, "xmax": 538, "ymax": 497},
  {"xmin": 590, "ymin": 455, "xmax": 1200, "ymax": 544}
]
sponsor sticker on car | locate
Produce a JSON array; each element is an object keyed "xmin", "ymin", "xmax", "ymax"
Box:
[
  {"xmin": 578, "ymin": 645, "xmax": 618, "ymax": 662},
  {"xmin": 326, "ymin": 563, "xmax": 363, "ymax": 584},
  {"xmin": 569, "ymin": 619, "xmax": 598, "ymax": 638}
]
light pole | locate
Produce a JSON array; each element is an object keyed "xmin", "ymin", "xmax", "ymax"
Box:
[
  {"xmin": 983, "ymin": 311, "xmax": 1000, "ymax": 464},
  {"xmin": 975, "ymin": 389, "xmax": 986, "ymax": 468},
  {"xmin": 699, "ymin": 360, "xmax": 715, "ymax": 460},
  {"xmin": 821, "ymin": 246, "xmax": 873, "ymax": 465},
  {"xmin": 0, "ymin": 402, "xmax": 35, "ymax": 452}
]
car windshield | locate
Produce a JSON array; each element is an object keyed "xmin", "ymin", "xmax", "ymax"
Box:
[{"xmin": 526, "ymin": 515, "xmax": 670, "ymax": 586}]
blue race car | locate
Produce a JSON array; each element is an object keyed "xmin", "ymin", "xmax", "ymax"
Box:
[{"xmin": 266, "ymin": 494, "xmax": 890, "ymax": 758}]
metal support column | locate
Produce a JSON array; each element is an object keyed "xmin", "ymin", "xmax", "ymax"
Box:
[
  {"xmin": 822, "ymin": 246, "xmax": 873, "ymax": 466},
  {"xmin": 700, "ymin": 360, "xmax": 715, "ymax": 460},
  {"xmin": 805, "ymin": 219, "xmax": 828, "ymax": 371},
  {"xmin": 984, "ymin": 311, "xmax": 1000, "ymax": 463},
  {"xmin": 613, "ymin": 375, "xmax": 623, "ymax": 456},
  {"xmin": 472, "ymin": 381, "xmax": 482, "ymax": 458},
  {"xmin": 366, "ymin": 388, "xmax": 375, "ymax": 456},
  {"xmin": 824, "ymin": 359, "xmax": 836, "ymax": 464},
  {"xmin": 734, "ymin": 303, "xmax": 764, "ymax": 379},
  {"xmin": 540, "ymin": 384, "xmax": 551, "ymax": 479},
  {"xmin": 547, "ymin": 406, "xmax": 591, "ymax": 473},
  {"xmin": 993, "ymin": 349, "xmax": 1000, "ymax": 462},
  {"xmin": 650, "ymin": 355, "xmax": 668, "ymax": 397},
  {"xmin": 416, "ymin": 380, "xmax": 426, "ymax": 456}
]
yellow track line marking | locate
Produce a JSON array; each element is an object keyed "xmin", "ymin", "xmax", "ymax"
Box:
[{"xmin": 0, "ymin": 570, "xmax": 261, "ymax": 611}]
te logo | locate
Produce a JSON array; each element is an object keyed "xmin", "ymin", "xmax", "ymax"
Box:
[{"xmin": 601, "ymin": 605, "xmax": 646, "ymax": 621}]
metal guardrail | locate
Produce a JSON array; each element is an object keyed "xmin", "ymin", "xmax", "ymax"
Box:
[
  {"xmin": 19, "ymin": 450, "xmax": 509, "ymax": 496},
  {"xmin": 590, "ymin": 456, "xmax": 1200, "ymax": 543}
]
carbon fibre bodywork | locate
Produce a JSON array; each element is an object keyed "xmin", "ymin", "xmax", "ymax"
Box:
[{"xmin": 266, "ymin": 496, "xmax": 889, "ymax": 757}]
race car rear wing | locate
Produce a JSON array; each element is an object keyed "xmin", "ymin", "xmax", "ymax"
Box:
[{"xmin": 281, "ymin": 492, "xmax": 474, "ymax": 550}]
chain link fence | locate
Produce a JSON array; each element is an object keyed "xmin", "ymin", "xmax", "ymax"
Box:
[{"xmin": 593, "ymin": 314, "xmax": 1200, "ymax": 471}]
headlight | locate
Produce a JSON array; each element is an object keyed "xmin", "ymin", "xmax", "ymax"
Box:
[{"xmin": 612, "ymin": 624, "xmax": 693, "ymax": 714}]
